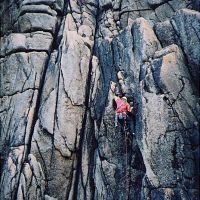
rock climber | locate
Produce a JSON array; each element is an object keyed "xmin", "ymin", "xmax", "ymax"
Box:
[
  {"xmin": 114, "ymin": 95, "xmax": 133, "ymax": 129},
  {"xmin": 111, "ymin": 82, "xmax": 133, "ymax": 130}
]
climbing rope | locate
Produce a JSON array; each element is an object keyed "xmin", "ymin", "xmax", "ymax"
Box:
[
  {"xmin": 125, "ymin": 131, "xmax": 128, "ymax": 200},
  {"xmin": 117, "ymin": 116, "xmax": 132, "ymax": 199},
  {"xmin": 124, "ymin": 118, "xmax": 129, "ymax": 200}
]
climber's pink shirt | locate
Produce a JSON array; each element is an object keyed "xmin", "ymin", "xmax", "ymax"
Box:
[{"xmin": 115, "ymin": 98, "xmax": 131, "ymax": 113}]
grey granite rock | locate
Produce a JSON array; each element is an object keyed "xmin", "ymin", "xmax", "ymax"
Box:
[
  {"xmin": 171, "ymin": 8, "xmax": 200, "ymax": 89},
  {"xmin": 16, "ymin": 13, "xmax": 57, "ymax": 34},
  {"xmin": 0, "ymin": 0, "xmax": 199, "ymax": 199},
  {"xmin": 0, "ymin": 32, "xmax": 53, "ymax": 56},
  {"xmin": 154, "ymin": 20, "xmax": 177, "ymax": 47}
]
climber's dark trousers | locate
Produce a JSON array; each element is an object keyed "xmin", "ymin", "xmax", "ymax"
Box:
[
  {"xmin": 115, "ymin": 112, "xmax": 127, "ymax": 127},
  {"xmin": 115, "ymin": 112, "xmax": 131, "ymax": 131}
]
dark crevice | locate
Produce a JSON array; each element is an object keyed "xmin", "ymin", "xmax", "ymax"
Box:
[
  {"xmin": 0, "ymin": 49, "xmax": 49, "ymax": 58},
  {"xmin": 34, "ymin": 138, "xmax": 49, "ymax": 192},
  {"xmin": 49, "ymin": 0, "xmax": 69, "ymax": 169},
  {"xmin": 73, "ymin": 5, "xmax": 100, "ymax": 199},
  {"xmin": 164, "ymin": 95, "xmax": 189, "ymax": 133},
  {"xmin": 0, "ymin": 88, "xmax": 38, "ymax": 99},
  {"xmin": 0, "ymin": 0, "xmax": 21, "ymax": 20},
  {"xmin": 3, "ymin": 108, "xmax": 14, "ymax": 145},
  {"xmin": 167, "ymin": 1, "xmax": 176, "ymax": 12},
  {"xmin": 154, "ymin": 9, "xmax": 161, "ymax": 22},
  {"xmin": 119, "ymin": 8, "xmax": 152, "ymax": 17},
  {"xmin": 186, "ymin": 0, "xmax": 200, "ymax": 11},
  {"xmin": 153, "ymin": 27, "xmax": 164, "ymax": 48},
  {"xmin": 51, "ymin": 32, "xmax": 63, "ymax": 164},
  {"xmin": 171, "ymin": 137, "xmax": 179, "ymax": 170},
  {"xmin": 72, "ymin": 51, "xmax": 95, "ymax": 200},
  {"xmin": 0, "ymin": 49, "xmax": 50, "ymax": 59},
  {"xmin": 0, "ymin": 142, "xmax": 9, "ymax": 179},
  {"xmin": 78, "ymin": 120, "xmax": 92, "ymax": 199},
  {"xmin": 88, "ymin": 127, "xmax": 98, "ymax": 199},
  {"xmin": 21, "ymin": 0, "xmax": 55, "ymax": 7},
  {"xmin": 23, "ymin": 68, "xmax": 48, "ymax": 158},
  {"xmin": 16, "ymin": 28, "xmax": 55, "ymax": 37},
  {"xmin": 51, "ymin": 2, "xmax": 69, "ymax": 50},
  {"xmin": 179, "ymin": 93, "xmax": 199, "ymax": 121},
  {"xmin": 22, "ymin": 80, "xmax": 37, "ymax": 151},
  {"xmin": 68, "ymin": 0, "xmax": 79, "ymax": 31},
  {"xmin": 100, "ymin": 3, "xmax": 113, "ymax": 11},
  {"xmin": 65, "ymin": 155, "xmax": 77, "ymax": 199},
  {"xmin": 21, "ymin": 67, "xmax": 34, "ymax": 92},
  {"xmin": 147, "ymin": 0, "xmax": 172, "ymax": 10},
  {"xmin": 0, "ymin": 0, "xmax": 21, "ymax": 13},
  {"xmin": 13, "ymin": 141, "xmax": 30, "ymax": 200},
  {"xmin": 19, "ymin": 9, "xmax": 57, "ymax": 18}
]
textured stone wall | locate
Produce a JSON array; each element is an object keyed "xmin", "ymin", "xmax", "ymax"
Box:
[{"xmin": 0, "ymin": 0, "xmax": 199, "ymax": 199}]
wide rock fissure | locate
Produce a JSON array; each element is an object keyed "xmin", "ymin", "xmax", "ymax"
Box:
[{"xmin": 0, "ymin": 0, "xmax": 199, "ymax": 200}]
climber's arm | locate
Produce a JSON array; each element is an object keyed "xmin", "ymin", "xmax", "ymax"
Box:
[
  {"xmin": 127, "ymin": 102, "xmax": 134, "ymax": 114},
  {"xmin": 113, "ymin": 95, "xmax": 119, "ymax": 102},
  {"xmin": 110, "ymin": 81, "xmax": 119, "ymax": 102}
]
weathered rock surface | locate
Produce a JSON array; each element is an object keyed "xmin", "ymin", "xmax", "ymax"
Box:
[{"xmin": 0, "ymin": 0, "xmax": 199, "ymax": 200}]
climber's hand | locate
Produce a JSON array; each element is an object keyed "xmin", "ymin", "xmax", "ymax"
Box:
[
  {"xmin": 130, "ymin": 107, "xmax": 135, "ymax": 115},
  {"xmin": 110, "ymin": 81, "xmax": 116, "ymax": 93}
]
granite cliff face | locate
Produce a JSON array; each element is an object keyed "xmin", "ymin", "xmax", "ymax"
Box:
[{"xmin": 0, "ymin": 0, "xmax": 199, "ymax": 199}]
